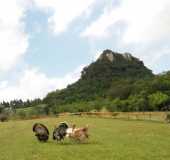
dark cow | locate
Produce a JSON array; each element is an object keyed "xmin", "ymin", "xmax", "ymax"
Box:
[
  {"xmin": 32, "ymin": 123, "xmax": 49, "ymax": 142},
  {"xmin": 53, "ymin": 122, "xmax": 69, "ymax": 141}
]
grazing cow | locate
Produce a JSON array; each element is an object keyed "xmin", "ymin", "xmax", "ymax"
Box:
[
  {"xmin": 53, "ymin": 122, "xmax": 69, "ymax": 141},
  {"xmin": 32, "ymin": 123, "xmax": 49, "ymax": 142},
  {"xmin": 66, "ymin": 124, "xmax": 89, "ymax": 142}
]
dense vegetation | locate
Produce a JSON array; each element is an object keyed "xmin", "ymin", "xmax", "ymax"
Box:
[{"xmin": 1, "ymin": 50, "xmax": 170, "ymax": 118}]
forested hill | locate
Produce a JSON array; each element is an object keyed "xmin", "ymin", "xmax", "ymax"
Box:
[
  {"xmin": 43, "ymin": 49, "xmax": 154, "ymax": 106},
  {"xmin": 2, "ymin": 49, "xmax": 170, "ymax": 115}
]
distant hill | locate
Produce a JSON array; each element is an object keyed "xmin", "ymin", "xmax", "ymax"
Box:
[
  {"xmin": 2, "ymin": 50, "xmax": 170, "ymax": 115},
  {"xmin": 43, "ymin": 49, "xmax": 154, "ymax": 106}
]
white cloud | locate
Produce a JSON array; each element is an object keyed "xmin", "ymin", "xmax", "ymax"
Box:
[
  {"xmin": 0, "ymin": 65, "xmax": 85, "ymax": 101},
  {"xmin": 0, "ymin": 0, "xmax": 28, "ymax": 72},
  {"xmin": 33, "ymin": 0, "xmax": 96, "ymax": 34},
  {"xmin": 82, "ymin": 0, "xmax": 170, "ymax": 43},
  {"xmin": 81, "ymin": 7, "xmax": 121, "ymax": 39},
  {"xmin": 0, "ymin": 0, "xmax": 90, "ymax": 101}
]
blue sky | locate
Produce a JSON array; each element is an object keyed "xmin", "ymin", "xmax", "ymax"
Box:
[{"xmin": 0, "ymin": 0, "xmax": 169, "ymax": 101}]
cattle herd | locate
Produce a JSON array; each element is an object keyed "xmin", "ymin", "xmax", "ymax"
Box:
[{"xmin": 32, "ymin": 122, "xmax": 89, "ymax": 142}]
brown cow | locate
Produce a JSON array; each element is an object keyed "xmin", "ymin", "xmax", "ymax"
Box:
[{"xmin": 66, "ymin": 124, "xmax": 89, "ymax": 142}]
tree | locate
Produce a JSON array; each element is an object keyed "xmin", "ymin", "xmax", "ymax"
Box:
[
  {"xmin": 148, "ymin": 92, "xmax": 169, "ymax": 110},
  {"xmin": 127, "ymin": 95, "xmax": 148, "ymax": 111},
  {"xmin": 0, "ymin": 104, "xmax": 4, "ymax": 113}
]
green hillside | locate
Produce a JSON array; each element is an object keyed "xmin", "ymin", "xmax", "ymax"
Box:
[{"xmin": 44, "ymin": 50, "xmax": 153, "ymax": 105}]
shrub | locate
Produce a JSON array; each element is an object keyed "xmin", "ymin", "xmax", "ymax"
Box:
[
  {"xmin": 28, "ymin": 104, "xmax": 49, "ymax": 116},
  {"xmin": 112, "ymin": 112, "xmax": 119, "ymax": 118},
  {"xmin": 148, "ymin": 92, "xmax": 169, "ymax": 110},
  {"xmin": 17, "ymin": 110, "xmax": 27, "ymax": 119},
  {"xmin": 165, "ymin": 113, "xmax": 170, "ymax": 123},
  {"xmin": 0, "ymin": 114, "xmax": 8, "ymax": 122}
]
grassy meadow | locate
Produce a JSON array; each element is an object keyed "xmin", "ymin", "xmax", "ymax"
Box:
[{"xmin": 0, "ymin": 116, "xmax": 170, "ymax": 160}]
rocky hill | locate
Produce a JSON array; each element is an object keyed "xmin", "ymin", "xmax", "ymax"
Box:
[
  {"xmin": 43, "ymin": 49, "xmax": 153, "ymax": 106},
  {"xmin": 81, "ymin": 49, "xmax": 152, "ymax": 80}
]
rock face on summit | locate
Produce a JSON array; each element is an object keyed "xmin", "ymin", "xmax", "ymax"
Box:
[
  {"xmin": 98, "ymin": 49, "xmax": 143, "ymax": 64},
  {"xmin": 99, "ymin": 50, "xmax": 115, "ymax": 62}
]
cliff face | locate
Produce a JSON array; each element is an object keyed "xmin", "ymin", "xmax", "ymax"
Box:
[{"xmin": 98, "ymin": 49, "xmax": 145, "ymax": 68}]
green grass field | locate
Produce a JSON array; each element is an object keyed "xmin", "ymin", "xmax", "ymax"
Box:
[{"xmin": 0, "ymin": 116, "xmax": 170, "ymax": 160}]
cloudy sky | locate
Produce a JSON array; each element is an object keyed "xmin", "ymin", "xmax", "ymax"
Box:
[{"xmin": 0, "ymin": 0, "xmax": 170, "ymax": 101}]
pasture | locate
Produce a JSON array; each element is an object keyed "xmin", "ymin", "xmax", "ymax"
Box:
[{"xmin": 0, "ymin": 116, "xmax": 170, "ymax": 160}]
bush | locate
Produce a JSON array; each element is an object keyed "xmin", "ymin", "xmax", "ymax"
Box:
[
  {"xmin": 148, "ymin": 92, "xmax": 169, "ymax": 110},
  {"xmin": 17, "ymin": 110, "xmax": 27, "ymax": 119},
  {"xmin": 165, "ymin": 113, "xmax": 170, "ymax": 123},
  {"xmin": 0, "ymin": 114, "xmax": 8, "ymax": 122},
  {"xmin": 127, "ymin": 95, "xmax": 148, "ymax": 111},
  {"xmin": 28, "ymin": 104, "xmax": 49, "ymax": 116}
]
